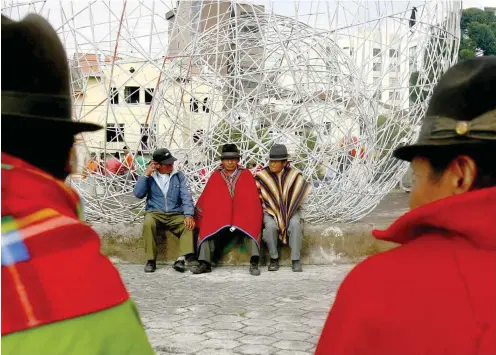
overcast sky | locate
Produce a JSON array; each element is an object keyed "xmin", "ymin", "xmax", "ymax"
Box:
[{"xmin": 1, "ymin": 0, "xmax": 492, "ymax": 59}]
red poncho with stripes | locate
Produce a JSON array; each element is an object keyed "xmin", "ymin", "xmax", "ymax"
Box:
[
  {"xmin": 255, "ymin": 165, "xmax": 311, "ymax": 245},
  {"xmin": 1, "ymin": 153, "xmax": 129, "ymax": 335},
  {"xmin": 194, "ymin": 166, "xmax": 263, "ymax": 247}
]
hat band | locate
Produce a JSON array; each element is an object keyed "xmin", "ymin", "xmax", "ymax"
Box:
[
  {"xmin": 1, "ymin": 91, "xmax": 71, "ymax": 120},
  {"xmin": 270, "ymin": 153, "xmax": 289, "ymax": 159},
  {"xmin": 428, "ymin": 109, "xmax": 496, "ymax": 141},
  {"xmin": 220, "ymin": 152, "xmax": 240, "ymax": 158}
]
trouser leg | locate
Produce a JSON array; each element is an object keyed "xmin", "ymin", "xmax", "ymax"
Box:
[
  {"xmin": 248, "ymin": 237, "xmax": 260, "ymax": 265},
  {"xmin": 142, "ymin": 212, "xmax": 160, "ymax": 261},
  {"xmin": 167, "ymin": 214, "xmax": 195, "ymax": 256},
  {"xmin": 198, "ymin": 239, "xmax": 214, "ymax": 263},
  {"xmin": 288, "ymin": 212, "xmax": 303, "ymax": 261},
  {"xmin": 262, "ymin": 213, "xmax": 279, "ymax": 259}
]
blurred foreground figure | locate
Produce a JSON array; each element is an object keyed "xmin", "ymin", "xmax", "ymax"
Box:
[
  {"xmin": 316, "ymin": 56, "xmax": 496, "ymax": 355},
  {"xmin": 1, "ymin": 14, "xmax": 154, "ymax": 355}
]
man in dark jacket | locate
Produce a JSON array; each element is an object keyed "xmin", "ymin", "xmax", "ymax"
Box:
[
  {"xmin": 316, "ymin": 57, "xmax": 496, "ymax": 355},
  {"xmin": 134, "ymin": 148, "xmax": 197, "ymax": 273}
]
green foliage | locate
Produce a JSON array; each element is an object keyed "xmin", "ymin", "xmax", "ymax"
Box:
[
  {"xmin": 294, "ymin": 130, "xmax": 318, "ymax": 172},
  {"xmin": 459, "ymin": 8, "xmax": 496, "ymax": 59},
  {"xmin": 376, "ymin": 115, "xmax": 408, "ymax": 159},
  {"xmin": 212, "ymin": 120, "xmax": 272, "ymax": 163}
]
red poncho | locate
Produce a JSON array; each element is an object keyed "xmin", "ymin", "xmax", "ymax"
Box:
[
  {"xmin": 316, "ymin": 187, "xmax": 496, "ymax": 355},
  {"xmin": 194, "ymin": 166, "xmax": 263, "ymax": 246},
  {"xmin": 1, "ymin": 153, "xmax": 129, "ymax": 335}
]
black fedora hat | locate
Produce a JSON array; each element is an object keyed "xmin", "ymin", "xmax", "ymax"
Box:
[
  {"xmin": 394, "ymin": 56, "xmax": 496, "ymax": 162},
  {"xmin": 1, "ymin": 14, "xmax": 101, "ymax": 133},
  {"xmin": 220, "ymin": 144, "xmax": 241, "ymax": 160}
]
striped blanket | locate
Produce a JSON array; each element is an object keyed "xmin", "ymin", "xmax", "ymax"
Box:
[{"xmin": 255, "ymin": 166, "xmax": 311, "ymax": 244}]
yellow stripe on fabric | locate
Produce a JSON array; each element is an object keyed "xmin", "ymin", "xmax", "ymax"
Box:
[{"xmin": 1, "ymin": 209, "xmax": 60, "ymax": 234}]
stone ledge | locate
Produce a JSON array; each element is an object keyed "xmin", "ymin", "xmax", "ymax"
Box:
[{"xmin": 94, "ymin": 221, "xmax": 398, "ymax": 265}]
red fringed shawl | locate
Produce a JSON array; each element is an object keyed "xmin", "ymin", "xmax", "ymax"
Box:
[
  {"xmin": 194, "ymin": 166, "xmax": 263, "ymax": 246},
  {"xmin": 1, "ymin": 153, "xmax": 129, "ymax": 335}
]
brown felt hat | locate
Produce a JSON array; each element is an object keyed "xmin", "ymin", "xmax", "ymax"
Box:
[
  {"xmin": 394, "ymin": 56, "xmax": 496, "ymax": 162},
  {"xmin": 1, "ymin": 14, "xmax": 101, "ymax": 133}
]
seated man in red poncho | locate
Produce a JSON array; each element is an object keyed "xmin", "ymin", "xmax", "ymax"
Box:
[{"xmin": 191, "ymin": 144, "xmax": 263, "ymax": 276}]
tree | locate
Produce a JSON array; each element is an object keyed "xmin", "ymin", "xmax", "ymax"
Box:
[{"xmin": 459, "ymin": 8, "xmax": 496, "ymax": 60}]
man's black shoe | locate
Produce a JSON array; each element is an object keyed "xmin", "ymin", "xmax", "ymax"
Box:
[
  {"xmin": 292, "ymin": 260, "xmax": 303, "ymax": 272},
  {"xmin": 173, "ymin": 259, "xmax": 186, "ymax": 272},
  {"xmin": 185, "ymin": 254, "xmax": 199, "ymax": 268},
  {"xmin": 144, "ymin": 260, "xmax": 156, "ymax": 273},
  {"xmin": 268, "ymin": 258, "xmax": 279, "ymax": 271},
  {"xmin": 191, "ymin": 261, "xmax": 212, "ymax": 274},
  {"xmin": 249, "ymin": 263, "xmax": 261, "ymax": 276}
]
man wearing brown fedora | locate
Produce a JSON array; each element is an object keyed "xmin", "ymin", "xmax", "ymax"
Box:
[
  {"xmin": 316, "ymin": 56, "xmax": 496, "ymax": 355},
  {"xmin": 1, "ymin": 14, "xmax": 154, "ymax": 354},
  {"xmin": 255, "ymin": 144, "xmax": 311, "ymax": 272}
]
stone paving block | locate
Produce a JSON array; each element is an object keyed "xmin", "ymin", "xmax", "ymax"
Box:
[
  {"xmin": 119, "ymin": 264, "xmax": 352, "ymax": 355},
  {"xmin": 273, "ymin": 315, "xmax": 301, "ymax": 323},
  {"xmin": 196, "ymin": 349, "xmax": 234, "ymax": 355},
  {"xmin": 273, "ymin": 322, "xmax": 307, "ymax": 333},
  {"xmin": 273, "ymin": 340, "xmax": 314, "ymax": 352},
  {"xmin": 274, "ymin": 331, "xmax": 312, "ymax": 341},
  {"xmin": 275, "ymin": 351, "xmax": 313, "ymax": 355},
  {"xmin": 241, "ymin": 318, "xmax": 277, "ymax": 327},
  {"xmin": 204, "ymin": 330, "xmax": 244, "ymax": 340},
  {"xmin": 208, "ymin": 321, "xmax": 246, "ymax": 330},
  {"xmin": 235, "ymin": 344, "xmax": 277, "ymax": 355},
  {"xmin": 239, "ymin": 335, "xmax": 277, "ymax": 345},
  {"xmin": 178, "ymin": 317, "xmax": 212, "ymax": 327},
  {"xmin": 211, "ymin": 314, "xmax": 246, "ymax": 323},
  {"xmin": 200, "ymin": 338, "xmax": 241, "ymax": 350},
  {"xmin": 304, "ymin": 311, "xmax": 328, "ymax": 320},
  {"xmin": 241, "ymin": 325, "xmax": 278, "ymax": 336}
]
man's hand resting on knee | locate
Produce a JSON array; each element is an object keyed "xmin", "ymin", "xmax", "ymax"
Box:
[{"xmin": 184, "ymin": 216, "xmax": 195, "ymax": 230}]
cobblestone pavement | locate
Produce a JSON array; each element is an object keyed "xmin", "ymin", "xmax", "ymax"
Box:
[{"xmin": 119, "ymin": 264, "xmax": 354, "ymax": 355}]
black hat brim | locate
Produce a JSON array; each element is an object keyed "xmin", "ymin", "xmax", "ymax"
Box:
[
  {"xmin": 393, "ymin": 140, "xmax": 491, "ymax": 162},
  {"xmin": 3, "ymin": 114, "xmax": 102, "ymax": 133},
  {"xmin": 157, "ymin": 156, "xmax": 177, "ymax": 165}
]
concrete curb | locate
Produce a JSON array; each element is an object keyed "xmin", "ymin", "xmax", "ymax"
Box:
[{"xmin": 93, "ymin": 220, "xmax": 398, "ymax": 265}]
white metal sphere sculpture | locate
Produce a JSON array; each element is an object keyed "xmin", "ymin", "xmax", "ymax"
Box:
[{"xmin": 2, "ymin": 0, "xmax": 461, "ymax": 223}]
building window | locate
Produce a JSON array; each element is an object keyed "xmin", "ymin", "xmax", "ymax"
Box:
[
  {"xmin": 140, "ymin": 123, "xmax": 156, "ymax": 150},
  {"xmin": 241, "ymin": 25, "xmax": 258, "ymax": 33},
  {"xmin": 390, "ymin": 64, "xmax": 400, "ymax": 72},
  {"xmin": 373, "ymin": 63, "xmax": 382, "ymax": 72},
  {"xmin": 144, "ymin": 88, "xmax": 154, "ymax": 105},
  {"xmin": 106, "ymin": 123, "xmax": 124, "ymax": 142},
  {"xmin": 110, "ymin": 87, "xmax": 119, "ymax": 104},
  {"xmin": 190, "ymin": 97, "xmax": 199, "ymax": 112},
  {"xmin": 125, "ymin": 86, "xmax": 140, "ymax": 104},
  {"xmin": 373, "ymin": 76, "xmax": 381, "ymax": 84},
  {"xmin": 389, "ymin": 49, "xmax": 398, "ymax": 57},
  {"xmin": 389, "ymin": 91, "xmax": 400, "ymax": 100},
  {"xmin": 390, "ymin": 77, "xmax": 398, "ymax": 85},
  {"xmin": 373, "ymin": 48, "xmax": 381, "ymax": 57},
  {"xmin": 349, "ymin": 47, "xmax": 354, "ymax": 56},
  {"xmin": 374, "ymin": 89, "xmax": 382, "ymax": 99},
  {"xmin": 193, "ymin": 129, "xmax": 204, "ymax": 144},
  {"xmin": 203, "ymin": 97, "xmax": 210, "ymax": 113}
]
